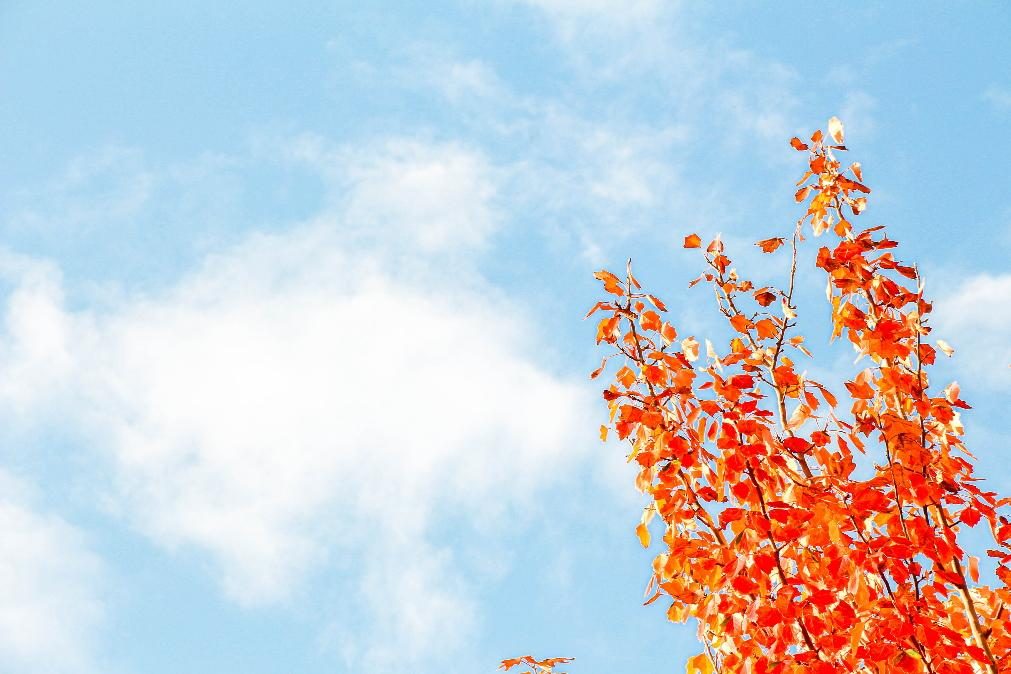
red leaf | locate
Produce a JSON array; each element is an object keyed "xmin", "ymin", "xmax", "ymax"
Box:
[
  {"xmin": 732, "ymin": 575, "xmax": 757, "ymax": 593},
  {"xmin": 784, "ymin": 437, "xmax": 812, "ymax": 453}
]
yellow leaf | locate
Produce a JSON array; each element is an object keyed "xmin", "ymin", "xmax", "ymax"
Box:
[
  {"xmin": 937, "ymin": 339, "xmax": 955, "ymax": 357},
  {"xmin": 828, "ymin": 518, "xmax": 842, "ymax": 545},
  {"xmin": 599, "ymin": 424, "xmax": 608, "ymax": 442},
  {"xmin": 686, "ymin": 653, "xmax": 714, "ymax": 674},
  {"xmin": 849, "ymin": 620, "xmax": 865, "ymax": 663},
  {"xmin": 667, "ymin": 602, "xmax": 687, "ymax": 623},
  {"xmin": 635, "ymin": 522, "xmax": 650, "ymax": 548}
]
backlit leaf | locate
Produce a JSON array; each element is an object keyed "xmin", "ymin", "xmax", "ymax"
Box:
[
  {"xmin": 828, "ymin": 115, "xmax": 845, "ymax": 143},
  {"xmin": 636, "ymin": 522, "xmax": 650, "ymax": 548},
  {"xmin": 562, "ymin": 121, "xmax": 1009, "ymax": 674},
  {"xmin": 755, "ymin": 237, "xmax": 786, "ymax": 253},
  {"xmin": 593, "ymin": 270, "xmax": 624, "ymax": 296},
  {"xmin": 686, "ymin": 653, "xmax": 714, "ymax": 674},
  {"xmin": 682, "ymin": 337, "xmax": 699, "ymax": 362}
]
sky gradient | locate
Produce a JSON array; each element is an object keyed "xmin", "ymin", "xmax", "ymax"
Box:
[{"xmin": 1, "ymin": 2, "xmax": 1010, "ymax": 673}]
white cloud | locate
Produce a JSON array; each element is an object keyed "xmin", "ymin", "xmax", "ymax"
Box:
[
  {"xmin": 0, "ymin": 140, "xmax": 592, "ymax": 671},
  {"xmin": 0, "ymin": 470, "xmax": 104, "ymax": 674},
  {"xmin": 932, "ymin": 273, "xmax": 1011, "ymax": 391},
  {"xmin": 983, "ymin": 85, "xmax": 1011, "ymax": 112},
  {"xmin": 0, "ymin": 252, "xmax": 75, "ymax": 413}
]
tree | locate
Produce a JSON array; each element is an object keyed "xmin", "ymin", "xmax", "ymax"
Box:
[{"xmin": 503, "ymin": 118, "xmax": 1011, "ymax": 674}]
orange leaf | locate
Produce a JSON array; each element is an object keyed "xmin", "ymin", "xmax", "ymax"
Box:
[
  {"xmin": 755, "ymin": 237, "xmax": 786, "ymax": 253},
  {"xmin": 646, "ymin": 294, "xmax": 668, "ymax": 311},
  {"xmin": 845, "ymin": 379, "xmax": 875, "ymax": 399},
  {"xmin": 686, "ymin": 653, "xmax": 714, "ymax": 674},
  {"xmin": 683, "ymin": 233, "xmax": 701, "ymax": 248},
  {"xmin": 789, "ymin": 137, "xmax": 808, "ymax": 151},
  {"xmin": 641, "ymin": 310, "xmax": 662, "ymax": 332},
  {"xmin": 596, "ymin": 315, "xmax": 621, "ymax": 344},
  {"xmin": 754, "ymin": 290, "xmax": 777, "ymax": 307},
  {"xmin": 755, "ymin": 318, "xmax": 778, "ymax": 339},
  {"xmin": 968, "ymin": 556, "xmax": 980, "ymax": 583},
  {"xmin": 729, "ymin": 313, "xmax": 752, "ymax": 333},
  {"xmin": 584, "ymin": 301, "xmax": 611, "ymax": 318},
  {"xmin": 593, "ymin": 270, "xmax": 624, "ymax": 296},
  {"xmin": 616, "ymin": 365, "xmax": 636, "ymax": 388},
  {"xmin": 660, "ymin": 322, "xmax": 677, "ymax": 346}
]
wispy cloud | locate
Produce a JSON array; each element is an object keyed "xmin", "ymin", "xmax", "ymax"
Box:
[
  {"xmin": 983, "ymin": 85, "xmax": 1011, "ymax": 112},
  {"xmin": 933, "ymin": 273, "xmax": 1011, "ymax": 392},
  {"xmin": 287, "ymin": 136, "xmax": 501, "ymax": 253}
]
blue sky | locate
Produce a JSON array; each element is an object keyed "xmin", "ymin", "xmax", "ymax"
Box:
[{"xmin": 0, "ymin": 2, "xmax": 1009, "ymax": 673}]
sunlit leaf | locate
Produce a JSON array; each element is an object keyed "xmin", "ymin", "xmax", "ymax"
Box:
[
  {"xmin": 828, "ymin": 116, "xmax": 845, "ymax": 144},
  {"xmin": 636, "ymin": 522, "xmax": 650, "ymax": 548},
  {"xmin": 681, "ymin": 337, "xmax": 700, "ymax": 362},
  {"xmin": 686, "ymin": 653, "xmax": 713, "ymax": 674},
  {"xmin": 557, "ymin": 121, "xmax": 1008, "ymax": 674},
  {"xmin": 755, "ymin": 237, "xmax": 786, "ymax": 253},
  {"xmin": 593, "ymin": 270, "xmax": 624, "ymax": 296}
]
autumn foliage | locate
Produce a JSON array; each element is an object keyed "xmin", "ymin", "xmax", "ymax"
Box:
[{"xmin": 504, "ymin": 119, "xmax": 1011, "ymax": 674}]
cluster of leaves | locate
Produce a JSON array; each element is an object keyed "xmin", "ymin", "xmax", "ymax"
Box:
[
  {"xmin": 504, "ymin": 119, "xmax": 1011, "ymax": 674},
  {"xmin": 500, "ymin": 655, "xmax": 574, "ymax": 674}
]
